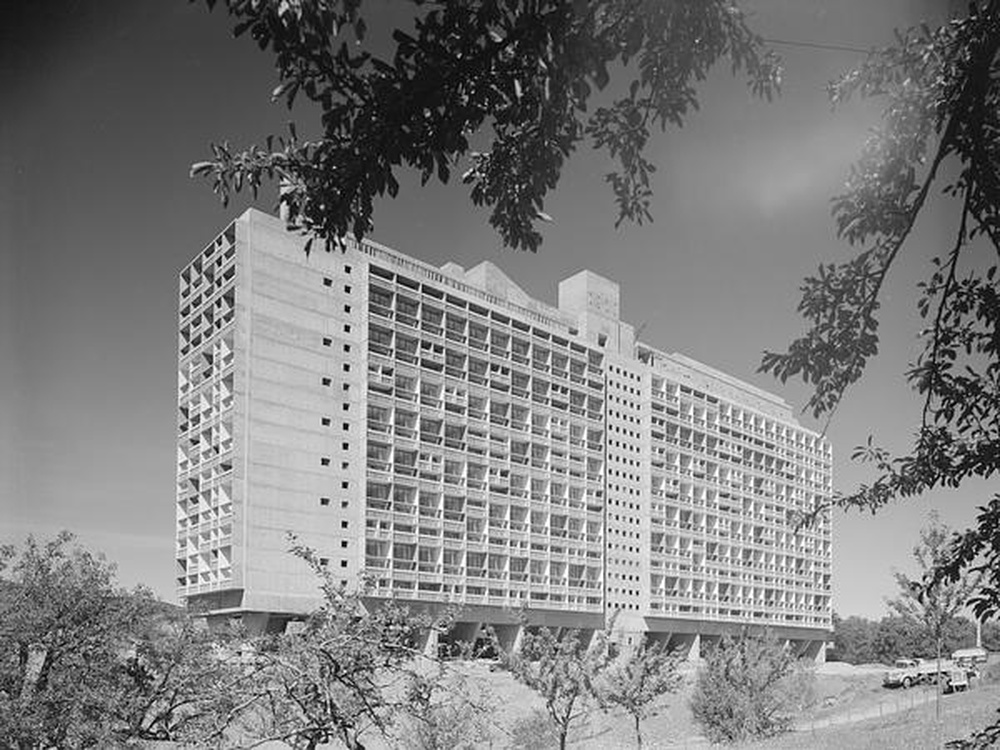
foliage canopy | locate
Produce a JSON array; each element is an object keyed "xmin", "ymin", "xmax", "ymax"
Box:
[
  {"xmin": 827, "ymin": 611, "xmax": 987, "ymax": 665},
  {"xmin": 755, "ymin": 4, "xmax": 1000, "ymax": 743},
  {"xmin": 759, "ymin": 1, "xmax": 1000, "ymax": 616},
  {"xmin": 193, "ymin": 0, "xmax": 779, "ymax": 252},
  {"xmin": 0, "ymin": 532, "xmax": 147, "ymax": 748},
  {"xmin": 0, "ymin": 533, "xmax": 243, "ymax": 749}
]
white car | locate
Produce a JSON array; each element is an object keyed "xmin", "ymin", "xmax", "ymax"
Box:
[{"xmin": 883, "ymin": 658, "xmax": 920, "ymax": 688}]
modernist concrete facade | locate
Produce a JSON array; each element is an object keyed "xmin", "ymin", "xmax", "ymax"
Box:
[{"xmin": 176, "ymin": 209, "xmax": 832, "ymax": 656}]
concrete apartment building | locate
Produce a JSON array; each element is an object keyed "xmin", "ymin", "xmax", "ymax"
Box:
[{"xmin": 176, "ymin": 209, "xmax": 832, "ymax": 658}]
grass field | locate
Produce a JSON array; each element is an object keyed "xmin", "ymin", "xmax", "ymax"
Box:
[
  {"xmin": 434, "ymin": 660, "xmax": 1000, "ymax": 749},
  {"xmin": 227, "ymin": 660, "xmax": 1000, "ymax": 748},
  {"xmin": 746, "ymin": 683, "xmax": 1000, "ymax": 750}
]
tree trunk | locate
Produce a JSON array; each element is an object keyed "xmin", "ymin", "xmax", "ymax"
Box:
[
  {"xmin": 557, "ymin": 701, "xmax": 572, "ymax": 750},
  {"xmin": 635, "ymin": 713, "xmax": 643, "ymax": 749},
  {"xmin": 340, "ymin": 727, "xmax": 365, "ymax": 750},
  {"xmin": 936, "ymin": 636, "xmax": 941, "ymax": 720},
  {"xmin": 34, "ymin": 648, "xmax": 52, "ymax": 693},
  {"xmin": 16, "ymin": 642, "xmax": 29, "ymax": 697}
]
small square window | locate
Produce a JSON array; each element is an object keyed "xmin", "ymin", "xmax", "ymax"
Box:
[
  {"xmin": 341, "ymin": 520, "xmax": 348, "ymax": 529},
  {"xmin": 341, "ymin": 481, "xmax": 349, "ymax": 489},
  {"xmin": 323, "ymin": 277, "xmax": 333, "ymax": 287},
  {"xmin": 343, "ymin": 344, "xmax": 351, "ymax": 353},
  {"xmin": 342, "ymin": 403, "xmax": 349, "ymax": 412},
  {"xmin": 344, "ymin": 305, "xmax": 351, "ymax": 313},
  {"xmin": 340, "ymin": 560, "xmax": 348, "ymax": 568},
  {"xmin": 345, "ymin": 265, "xmax": 352, "ymax": 274},
  {"xmin": 341, "ymin": 462, "xmax": 349, "ymax": 470},
  {"xmin": 342, "ymin": 383, "xmax": 350, "ymax": 392},
  {"xmin": 323, "ymin": 337, "xmax": 332, "ymax": 347},
  {"xmin": 319, "ymin": 557, "xmax": 329, "ymax": 566},
  {"xmin": 342, "ymin": 422, "xmax": 350, "ymax": 431},
  {"xmin": 341, "ymin": 499, "xmax": 349, "ymax": 508},
  {"xmin": 344, "ymin": 324, "xmax": 352, "ymax": 333},
  {"xmin": 341, "ymin": 540, "xmax": 348, "ymax": 548},
  {"xmin": 345, "ymin": 284, "xmax": 352, "ymax": 293},
  {"xmin": 343, "ymin": 363, "xmax": 350, "ymax": 372},
  {"xmin": 321, "ymin": 457, "xmax": 330, "ymax": 466},
  {"xmin": 322, "ymin": 377, "xmax": 332, "ymax": 386},
  {"xmin": 342, "ymin": 442, "xmax": 349, "ymax": 450},
  {"xmin": 320, "ymin": 497, "xmax": 331, "ymax": 506},
  {"xmin": 321, "ymin": 417, "xmax": 331, "ymax": 426}
]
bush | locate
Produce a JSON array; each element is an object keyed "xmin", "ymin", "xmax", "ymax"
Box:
[
  {"xmin": 828, "ymin": 613, "xmax": 877, "ymax": 664},
  {"xmin": 508, "ymin": 709, "xmax": 560, "ymax": 749},
  {"xmin": 397, "ymin": 669, "xmax": 496, "ymax": 750},
  {"xmin": 776, "ymin": 661, "xmax": 817, "ymax": 714},
  {"xmin": 979, "ymin": 661, "xmax": 1000, "ymax": 684},
  {"xmin": 690, "ymin": 629, "xmax": 795, "ymax": 744}
]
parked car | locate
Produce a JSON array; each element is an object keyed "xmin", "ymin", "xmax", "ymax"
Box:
[
  {"xmin": 883, "ymin": 659, "xmax": 921, "ymax": 689},
  {"xmin": 883, "ymin": 657, "xmax": 956, "ymax": 688}
]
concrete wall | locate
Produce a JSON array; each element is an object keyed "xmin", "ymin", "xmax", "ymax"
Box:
[{"xmin": 236, "ymin": 211, "xmax": 368, "ymax": 615}]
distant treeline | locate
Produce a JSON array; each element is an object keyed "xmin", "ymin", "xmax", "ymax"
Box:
[{"xmin": 828, "ymin": 613, "xmax": 999, "ymax": 664}]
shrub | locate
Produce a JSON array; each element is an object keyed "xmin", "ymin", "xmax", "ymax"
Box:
[
  {"xmin": 398, "ymin": 669, "xmax": 495, "ymax": 750},
  {"xmin": 979, "ymin": 661, "xmax": 1000, "ymax": 684},
  {"xmin": 689, "ymin": 629, "xmax": 795, "ymax": 744},
  {"xmin": 775, "ymin": 660, "xmax": 817, "ymax": 714},
  {"xmin": 508, "ymin": 709, "xmax": 560, "ymax": 749}
]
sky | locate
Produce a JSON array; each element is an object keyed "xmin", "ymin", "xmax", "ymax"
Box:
[{"xmin": 0, "ymin": 0, "xmax": 984, "ymax": 619}]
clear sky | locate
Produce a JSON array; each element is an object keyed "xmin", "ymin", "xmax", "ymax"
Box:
[{"xmin": 1, "ymin": 0, "xmax": 982, "ymax": 619}]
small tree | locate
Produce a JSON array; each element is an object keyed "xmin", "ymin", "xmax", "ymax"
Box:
[
  {"xmin": 237, "ymin": 543, "xmax": 458, "ymax": 750},
  {"xmin": 0, "ymin": 532, "xmax": 244, "ymax": 749},
  {"xmin": 109, "ymin": 607, "xmax": 251, "ymax": 745},
  {"xmin": 889, "ymin": 513, "xmax": 979, "ymax": 717},
  {"xmin": 597, "ymin": 638, "xmax": 682, "ymax": 749},
  {"xmin": 397, "ymin": 667, "xmax": 495, "ymax": 750},
  {"xmin": 0, "ymin": 533, "xmax": 153, "ymax": 748},
  {"xmin": 501, "ymin": 626, "xmax": 610, "ymax": 750},
  {"xmin": 690, "ymin": 629, "xmax": 794, "ymax": 744}
]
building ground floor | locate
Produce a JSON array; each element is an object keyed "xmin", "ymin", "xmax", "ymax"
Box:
[
  {"xmin": 637, "ymin": 616, "xmax": 828, "ymax": 662},
  {"xmin": 198, "ymin": 596, "xmax": 829, "ymax": 663}
]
